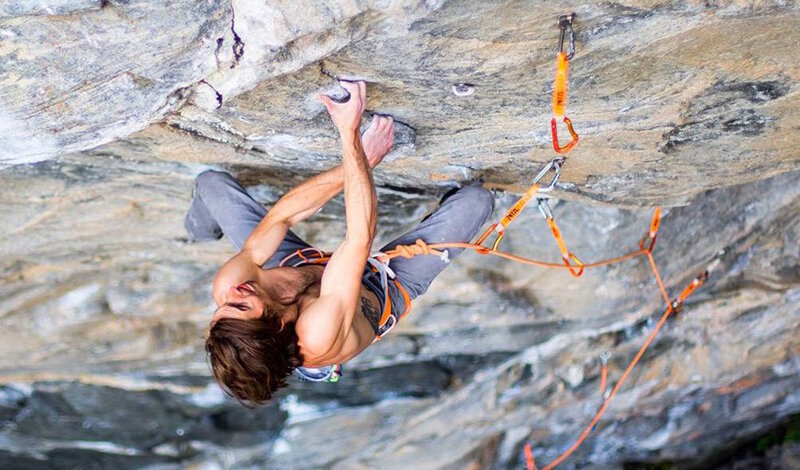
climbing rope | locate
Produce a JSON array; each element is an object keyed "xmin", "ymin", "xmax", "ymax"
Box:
[{"xmin": 376, "ymin": 13, "xmax": 712, "ymax": 468}]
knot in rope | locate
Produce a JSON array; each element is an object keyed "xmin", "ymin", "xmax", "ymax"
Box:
[{"xmin": 395, "ymin": 239, "xmax": 435, "ymax": 258}]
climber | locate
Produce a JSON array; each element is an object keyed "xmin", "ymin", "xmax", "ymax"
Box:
[{"xmin": 184, "ymin": 80, "xmax": 495, "ymax": 405}]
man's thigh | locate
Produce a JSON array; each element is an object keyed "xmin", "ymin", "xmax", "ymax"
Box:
[
  {"xmin": 380, "ymin": 185, "xmax": 494, "ymax": 299},
  {"xmin": 189, "ymin": 170, "xmax": 311, "ymax": 267}
]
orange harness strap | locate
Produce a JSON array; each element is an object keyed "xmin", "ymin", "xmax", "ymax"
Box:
[{"xmin": 374, "ymin": 275, "xmax": 412, "ymax": 339}]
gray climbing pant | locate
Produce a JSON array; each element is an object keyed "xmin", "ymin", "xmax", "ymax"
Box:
[{"xmin": 185, "ymin": 170, "xmax": 495, "ymax": 311}]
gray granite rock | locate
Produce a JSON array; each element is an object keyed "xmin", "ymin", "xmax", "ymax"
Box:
[{"xmin": 1, "ymin": 1, "xmax": 800, "ymax": 468}]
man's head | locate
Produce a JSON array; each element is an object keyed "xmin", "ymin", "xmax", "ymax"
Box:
[
  {"xmin": 211, "ymin": 281, "xmax": 268, "ymax": 323},
  {"xmin": 206, "ymin": 313, "xmax": 303, "ymax": 405},
  {"xmin": 207, "ymin": 278, "xmax": 306, "ymax": 406}
]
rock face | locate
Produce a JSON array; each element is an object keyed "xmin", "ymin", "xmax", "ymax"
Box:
[{"xmin": 1, "ymin": 1, "xmax": 799, "ymax": 468}]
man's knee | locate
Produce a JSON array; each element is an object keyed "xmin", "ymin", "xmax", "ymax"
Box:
[
  {"xmin": 452, "ymin": 185, "xmax": 495, "ymax": 222},
  {"xmin": 195, "ymin": 170, "xmax": 235, "ymax": 201}
]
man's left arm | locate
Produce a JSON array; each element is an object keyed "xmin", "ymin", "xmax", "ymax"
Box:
[
  {"xmin": 240, "ymin": 115, "xmax": 392, "ymax": 267},
  {"xmin": 240, "ymin": 166, "xmax": 344, "ymax": 266}
]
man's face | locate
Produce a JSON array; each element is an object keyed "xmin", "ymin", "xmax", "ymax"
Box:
[{"xmin": 211, "ymin": 281, "xmax": 267, "ymax": 324}]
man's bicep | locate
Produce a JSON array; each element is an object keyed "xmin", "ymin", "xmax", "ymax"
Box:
[
  {"xmin": 319, "ymin": 240, "xmax": 368, "ymax": 301},
  {"xmin": 296, "ymin": 294, "xmax": 347, "ymax": 358}
]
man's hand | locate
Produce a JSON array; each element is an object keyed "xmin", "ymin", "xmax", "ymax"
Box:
[
  {"xmin": 317, "ymin": 81, "xmax": 366, "ymax": 135},
  {"xmin": 363, "ymin": 115, "xmax": 395, "ymax": 168}
]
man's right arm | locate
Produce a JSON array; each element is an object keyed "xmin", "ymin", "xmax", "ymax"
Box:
[{"xmin": 297, "ymin": 81, "xmax": 378, "ymax": 362}]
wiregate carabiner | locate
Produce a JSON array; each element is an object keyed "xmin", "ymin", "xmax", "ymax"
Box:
[
  {"xmin": 533, "ymin": 157, "xmax": 565, "ymax": 193},
  {"xmin": 534, "ymin": 158, "xmax": 565, "ymax": 190},
  {"xmin": 537, "ymin": 197, "xmax": 554, "ymax": 220},
  {"xmin": 558, "ymin": 13, "xmax": 576, "ymax": 60}
]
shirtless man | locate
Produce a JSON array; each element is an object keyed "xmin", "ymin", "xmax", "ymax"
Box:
[{"xmin": 186, "ymin": 81, "xmax": 494, "ymax": 404}]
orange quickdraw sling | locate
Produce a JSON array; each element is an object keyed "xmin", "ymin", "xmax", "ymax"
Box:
[{"xmin": 551, "ymin": 14, "xmax": 579, "ymax": 154}]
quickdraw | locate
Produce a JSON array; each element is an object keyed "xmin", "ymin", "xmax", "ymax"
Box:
[
  {"xmin": 537, "ymin": 197, "xmax": 584, "ymax": 277},
  {"xmin": 475, "ymin": 157, "xmax": 564, "ymax": 252},
  {"xmin": 551, "ymin": 14, "xmax": 579, "ymax": 154},
  {"xmin": 376, "ymin": 13, "xmax": 713, "ymax": 469}
]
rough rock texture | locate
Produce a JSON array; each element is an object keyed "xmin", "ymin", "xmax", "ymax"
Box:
[{"xmin": 1, "ymin": 1, "xmax": 799, "ymax": 468}]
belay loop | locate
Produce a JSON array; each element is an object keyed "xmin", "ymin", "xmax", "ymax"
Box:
[{"xmin": 551, "ymin": 13, "xmax": 579, "ymax": 155}]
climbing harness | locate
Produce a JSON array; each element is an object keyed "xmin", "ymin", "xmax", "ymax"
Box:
[
  {"xmin": 372, "ymin": 13, "xmax": 711, "ymax": 469},
  {"xmin": 282, "ymin": 247, "xmax": 412, "ymax": 383},
  {"xmin": 365, "ymin": 254, "xmax": 413, "ymax": 340},
  {"xmin": 551, "ymin": 14, "xmax": 579, "ymax": 154}
]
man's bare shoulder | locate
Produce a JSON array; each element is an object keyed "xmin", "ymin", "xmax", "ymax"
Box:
[
  {"xmin": 295, "ymin": 297, "xmax": 342, "ymax": 355},
  {"xmin": 212, "ymin": 251, "xmax": 258, "ymax": 301}
]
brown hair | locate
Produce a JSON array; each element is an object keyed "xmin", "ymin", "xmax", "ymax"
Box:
[{"xmin": 205, "ymin": 314, "xmax": 304, "ymax": 406}]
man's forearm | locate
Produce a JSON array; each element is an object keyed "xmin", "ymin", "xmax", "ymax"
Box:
[
  {"xmin": 340, "ymin": 129, "xmax": 377, "ymax": 247},
  {"xmin": 267, "ymin": 165, "xmax": 344, "ymax": 227},
  {"xmin": 240, "ymin": 165, "xmax": 344, "ymax": 263}
]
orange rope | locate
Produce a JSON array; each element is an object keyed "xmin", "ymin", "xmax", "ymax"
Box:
[
  {"xmin": 381, "ymin": 240, "xmax": 646, "ymax": 272},
  {"xmin": 380, "ymin": 14, "xmax": 707, "ymax": 466},
  {"xmin": 540, "ymin": 270, "xmax": 706, "ymax": 469},
  {"xmin": 647, "ymin": 252, "xmax": 672, "ymax": 307},
  {"xmin": 525, "ymin": 443, "xmax": 537, "ymax": 470},
  {"xmin": 451, "ymin": 13, "xmax": 712, "ymax": 467},
  {"xmin": 379, "ymin": 209, "xmax": 708, "ymax": 469}
]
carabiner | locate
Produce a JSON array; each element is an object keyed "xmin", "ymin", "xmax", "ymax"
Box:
[
  {"xmin": 475, "ymin": 223, "xmax": 505, "ymax": 253},
  {"xmin": 600, "ymin": 351, "xmax": 611, "ymax": 365},
  {"xmin": 551, "ymin": 116, "xmax": 579, "ymax": 154},
  {"xmin": 536, "ymin": 197, "xmax": 554, "ymax": 220},
  {"xmin": 558, "ymin": 13, "xmax": 576, "ymax": 60},
  {"xmin": 533, "ymin": 157, "xmax": 565, "ymax": 193}
]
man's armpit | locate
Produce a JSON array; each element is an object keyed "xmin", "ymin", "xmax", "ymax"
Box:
[{"xmin": 359, "ymin": 295, "xmax": 380, "ymax": 328}]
